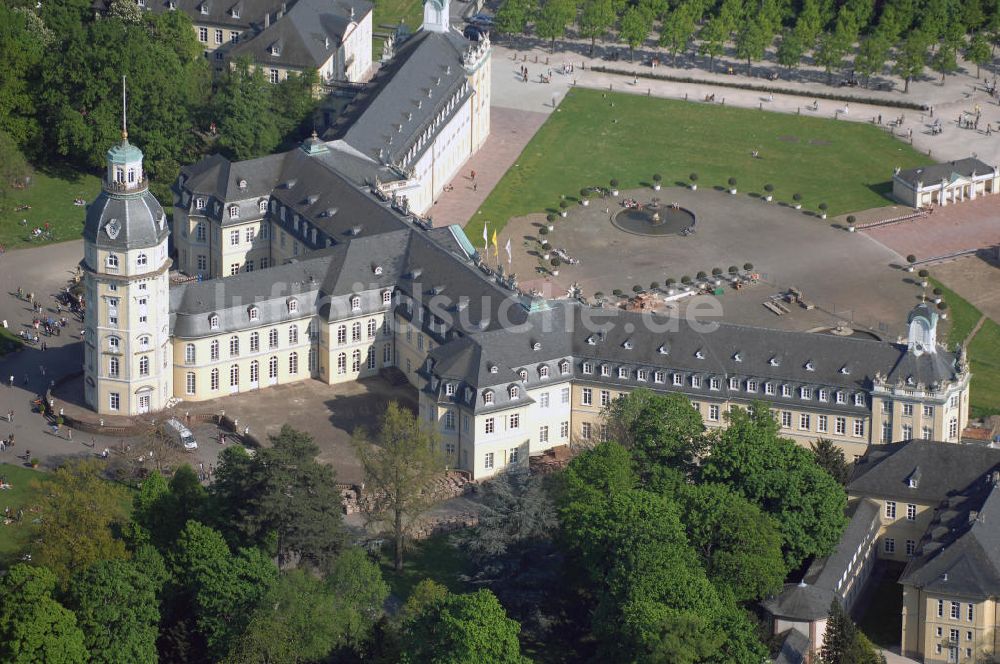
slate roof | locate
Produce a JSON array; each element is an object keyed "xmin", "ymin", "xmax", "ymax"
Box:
[
  {"xmin": 900, "ymin": 481, "xmax": 1000, "ymax": 599},
  {"xmin": 329, "ymin": 30, "xmax": 471, "ymax": 166},
  {"xmin": 848, "ymin": 440, "xmax": 1000, "ymax": 503},
  {"xmin": 895, "ymin": 158, "xmax": 996, "ymax": 188},
  {"xmin": 763, "ymin": 499, "xmax": 880, "ymax": 622},
  {"xmin": 83, "ymin": 188, "xmax": 169, "ymax": 251},
  {"xmin": 773, "ymin": 629, "xmax": 810, "ymax": 664},
  {"xmin": 95, "ymin": 0, "xmax": 278, "ymax": 30},
  {"xmin": 228, "ymin": 0, "xmax": 372, "ymax": 69}
]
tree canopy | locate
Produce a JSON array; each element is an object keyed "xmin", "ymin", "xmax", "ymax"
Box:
[{"xmin": 0, "ymin": 565, "xmax": 88, "ymax": 663}]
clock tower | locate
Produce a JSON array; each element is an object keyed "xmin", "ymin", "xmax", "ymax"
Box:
[{"xmin": 82, "ymin": 81, "xmax": 173, "ymax": 416}]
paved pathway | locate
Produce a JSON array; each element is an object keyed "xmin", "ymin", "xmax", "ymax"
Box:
[{"xmin": 863, "ymin": 196, "xmax": 1000, "ymax": 260}]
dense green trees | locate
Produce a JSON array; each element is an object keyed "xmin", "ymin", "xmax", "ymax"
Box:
[
  {"xmin": 821, "ymin": 600, "xmax": 887, "ymax": 664},
  {"xmin": 0, "ymin": 565, "xmax": 88, "ymax": 663}
]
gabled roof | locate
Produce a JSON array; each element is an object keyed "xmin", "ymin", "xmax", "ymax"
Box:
[
  {"xmin": 330, "ymin": 30, "xmax": 471, "ymax": 166},
  {"xmin": 848, "ymin": 440, "xmax": 1000, "ymax": 503},
  {"xmin": 228, "ymin": 0, "xmax": 372, "ymax": 69},
  {"xmin": 900, "ymin": 482, "xmax": 1000, "ymax": 599},
  {"xmin": 895, "ymin": 157, "xmax": 996, "ymax": 188}
]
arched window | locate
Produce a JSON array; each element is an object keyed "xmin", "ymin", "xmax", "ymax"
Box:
[
  {"xmin": 230, "ymin": 364, "xmax": 239, "ymax": 386},
  {"xmin": 289, "ymin": 352, "xmax": 298, "ymax": 374},
  {"xmin": 248, "ymin": 306, "xmax": 259, "ymax": 321},
  {"xmin": 382, "ymin": 290, "xmax": 392, "ymax": 305},
  {"xmin": 106, "ymin": 254, "xmax": 119, "ymax": 269},
  {"xmin": 483, "ymin": 390, "xmax": 494, "ymax": 405},
  {"xmin": 288, "ymin": 325, "xmax": 298, "ymax": 345},
  {"xmin": 185, "ymin": 343, "xmax": 196, "ymax": 364},
  {"xmin": 250, "ymin": 360, "xmax": 259, "ymax": 382},
  {"xmin": 350, "ymin": 296, "xmax": 361, "ymax": 311},
  {"xmin": 109, "ymin": 356, "xmax": 120, "ymax": 377},
  {"xmin": 258, "ymin": 200, "xmax": 267, "ymax": 213},
  {"xmin": 383, "ymin": 343, "xmax": 392, "ymax": 364},
  {"xmin": 337, "ymin": 325, "xmax": 347, "ymax": 345},
  {"xmin": 108, "ymin": 336, "xmax": 120, "ymax": 352},
  {"xmin": 559, "ymin": 360, "xmax": 570, "ymax": 374},
  {"xmin": 210, "ymin": 339, "xmax": 219, "ymax": 360},
  {"xmin": 185, "ymin": 372, "xmax": 196, "ymax": 395},
  {"xmin": 139, "ymin": 356, "xmax": 150, "ymax": 376},
  {"xmin": 337, "ymin": 352, "xmax": 347, "ymax": 374},
  {"xmin": 210, "ymin": 368, "xmax": 219, "ymax": 390},
  {"xmin": 127, "ymin": 168, "xmax": 136, "ymax": 183},
  {"xmin": 367, "ymin": 319, "xmax": 377, "ymax": 339},
  {"xmin": 229, "ymin": 335, "xmax": 239, "ymax": 357},
  {"xmin": 269, "ymin": 329, "xmax": 279, "ymax": 349},
  {"xmin": 351, "ymin": 349, "xmax": 361, "ymax": 371},
  {"xmin": 509, "ymin": 385, "xmax": 519, "ymax": 399},
  {"xmin": 137, "ymin": 335, "xmax": 151, "ymax": 350},
  {"xmin": 351, "ymin": 321, "xmax": 362, "ymax": 341},
  {"xmin": 209, "ymin": 314, "xmax": 219, "ymax": 330},
  {"xmin": 137, "ymin": 253, "xmax": 148, "ymax": 267},
  {"xmin": 250, "ymin": 331, "xmax": 259, "ymax": 352},
  {"xmin": 268, "ymin": 356, "xmax": 278, "ymax": 378}
]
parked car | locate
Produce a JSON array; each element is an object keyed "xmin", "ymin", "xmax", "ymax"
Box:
[{"xmin": 165, "ymin": 418, "xmax": 198, "ymax": 451}]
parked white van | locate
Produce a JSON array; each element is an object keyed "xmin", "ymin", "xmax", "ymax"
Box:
[{"xmin": 165, "ymin": 418, "xmax": 198, "ymax": 451}]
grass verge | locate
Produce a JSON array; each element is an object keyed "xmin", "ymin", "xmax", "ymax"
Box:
[
  {"xmin": 0, "ymin": 169, "xmax": 101, "ymax": 250},
  {"xmin": 0, "ymin": 463, "xmax": 52, "ymax": 567},
  {"xmin": 469, "ymin": 87, "xmax": 930, "ymax": 239},
  {"xmin": 379, "ymin": 531, "xmax": 472, "ymax": 600}
]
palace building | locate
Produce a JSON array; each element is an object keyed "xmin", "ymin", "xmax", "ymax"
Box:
[
  {"xmin": 892, "ymin": 158, "xmax": 1000, "ymax": 208},
  {"xmin": 83, "ymin": 0, "xmax": 971, "ymax": 480}
]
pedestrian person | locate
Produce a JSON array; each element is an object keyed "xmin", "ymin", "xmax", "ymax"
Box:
[
  {"xmin": 66, "ymin": 428, "xmax": 72, "ymax": 441},
  {"xmin": 7, "ymin": 375, "xmax": 12, "ymax": 387},
  {"xmin": 7, "ymin": 411, "xmax": 12, "ymax": 423}
]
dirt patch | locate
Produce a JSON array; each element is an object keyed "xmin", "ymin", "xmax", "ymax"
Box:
[
  {"xmin": 778, "ymin": 135, "xmax": 799, "ymax": 143},
  {"xmin": 809, "ymin": 139, "xmax": 832, "ymax": 146}
]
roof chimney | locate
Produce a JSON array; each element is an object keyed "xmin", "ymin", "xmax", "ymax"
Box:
[{"xmin": 264, "ymin": 11, "xmax": 270, "ymax": 26}]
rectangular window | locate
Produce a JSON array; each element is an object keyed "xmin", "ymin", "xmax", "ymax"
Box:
[
  {"xmin": 937, "ymin": 600, "xmax": 943, "ymax": 617},
  {"xmin": 691, "ymin": 376, "xmax": 702, "ymax": 388},
  {"xmin": 484, "ymin": 452, "xmax": 494, "ymax": 469},
  {"xmin": 709, "ymin": 377, "xmax": 720, "ymax": 390},
  {"xmin": 968, "ymin": 604, "xmax": 974, "ymax": 621},
  {"xmin": 509, "ymin": 414, "xmax": 519, "ymax": 430},
  {"xmin": 747, "ymin": 379, "xmax": 758, "ymax": 392},
  {"xmin": 540, "ymin": 392, "xmax": 549, "ymax": 408},
  {"xmin": 582, "ymin": 388, "xmax": 592, "ymax": 406},
  {"xmin": 186, "ymin": 372, "xmax": 196, "ymax": 395},
  {"xmin": 951, "ymin": 602, "xmax": 961, "ymax": 620},
  {"xmin": 728, "ymin": 377, "xmax": 739, "ymax": 390},
  {"xmin": 637, "ymin": 369, "xmax": 648, "ymax": 382},
  {"xmin": 539, "ymin": 426, "xmax": 549, "ymax": 443},
  {"xmin": 835, "ymin": 416, "xmax": 847, "ymax": 435},
  {"xmin": 215, "ymin": 28, "xmax": 223, "ymax": 43},
  {"xmin": 907, "ymin": 503, "xmax": 916, "ymax": 520},
  {"xmin": 923, "ymin": 405, "xmax": 934, "ymax": 417},
  {"xmin": 765, "ymin": 382, "xmax": 775, "ymax": 395},
  {"xmin": 654, "ymin": 371, "xmax": 664, "ymax": 383},
  {"xmin": 903, "ymin": 403, "xmax": 914, "ymax": 416},
  {"xmin": 799, "ymin": 413, "xmax": 811, "ymax": 430},
  {"xmin": 582, "ymin": 362, "xmax": 593, "ymax": 374},
  {"xmin": 906, "ymin": 539, "xmax": 916, "ymax": 556},
  {"xmin": 885, "ymin": 501, "xmax": 897, "ymax": 519},
  {"xmin": 884, "ymin": 537, "xmax": 895, "ymax": 553},
  {"xmin": 230, "ymin": 263, "xmax": 240, "ymax": 276},
  {"xmin": 601, "ymin": 365, "xmax": 611, "ymax": 377},
  {"xmin": 109, "ymin": 392, "xmax": 120, "ymax": 411},
  {"xmin": 270, "ymin": 69, "xmax": 279, "ymax": 84},
  {"xmin": 818, "ymin": 415, "xmax": 828, "ymax": 433},
  {"xmin": 921, "ymin": 426, "xmax": 933, "ymax": 440},
  {"xmin": 672, "ymin": 373, "xmax": 683, "ymax": 386},
  {"xmin": 444, "ymin": 411, "xmax": 455, "ymax": 430},
  {"xmin": 197, "ymin": 255, "xmax": 207, "ymax": 271},
  {"xmin": 245, "ymin": 227, "xmax": 255, "ymax": 243},
  {"xmin": 561, "ymin": 387, "xmax": 570, "ymax": 404},
  {"xmin": 582, "ymin": 422, "xmax": 592, "ymax": 440},
  {"xmin": 600, "ymin": 390, "xmax": 610, "ymax": 407},
  {"xmin": 198, "ymin": 27, "xmax": 208, "ymax": 41},
  {"xmin": 781, "ymin": 384, "xmax": 792, "ymax": 397},
  {"xmin": 485, "ymin": 418, "xmax": 495, "ymax": 435},
  {"xmin": 853, "ymin": 419, "xmax": 865, "ymax": 437},
  {"xmin": 229, "ymin": 229, "xmax": 239, "ymax": 246},
  {"xmin": 560, "ymin": 421, "xmax": 569, "ymax": 439},
  {"xmin": 818, "ymin": 388, "xmax": 828, "ymax": 402},
  {"xmin": 950, "ymin": 628, "xmax": 959, "ymax": 643},
  {"xmin": 600, "ymin": 425, "xmax": 609, "ymax": 442},
  {"xmin": 509, "ymin": 448, "xmax": 519, "ymax": 464},
  {"xmin": 800, "ymin": 386, "xmax": 812, "ymax": 400},
  {"xmin": 836, "ymin": 391, "xmax": 847, "ymax": 404},
  {"xmin": 708, "ymin": 404, "xmax": 720, "ymax": 421},
  {"xmin": 781, "ymin": 411, "xmax": 792, "ymax": 428}
]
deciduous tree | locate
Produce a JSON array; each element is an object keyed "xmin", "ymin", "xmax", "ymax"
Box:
[
  {"xmin": 619, "ymin": 5, "xmax": 654, "ymax": 61},
  {"xmin": 0, "ymin": 565, "xmax": 89, "ymax": 663},
  {"xmin": 352, "ymin": 402, "xmax": 444, "ymax": 571},
  {"xmin": 579, "ymin": 0, "xmax": 616, "ymax": 55},
  {"xmin": 602, "ymin": 389, "xmax": 707, "ymax": 473}
]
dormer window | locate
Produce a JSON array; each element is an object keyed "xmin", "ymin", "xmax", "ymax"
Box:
[
  {"xmin": 622, "ymin": 339, "xmax": 633, "ymax": 349},
  {"xmin": 287, "ymin": 299, "xmax": 298, "ymax": 313},
  {"xmin": 270, "ymin": 43, "xmax": 281, "ymax": 56},
  {"xmin": 805, "ymin": 361, "xmax": 815, "ymax": 371},
  {"xmin": 582, "ymin": 362, "xmax": 593, "ymax": 374},
  {"xmin": 382, "ymin": 291, "xmax": 392, "ymax": 304},
  {"xmin": 532, "ymin": 341, "xmax": 541, "ymax": 351},
  {"xmin": 238, "ymin": 179, "xmax": 247, "ymax": 190},
  {"xmin": 854, "ymin": 393, "xmax": 866, "ymax": 407},
  {"xmin": 800, "ymin": 387, "xmax": 812, "ymax": 400},
  {"xmin": 200, "ymin": 2, "xmax": 208, "ymax": 13},
  {"xmin": 445, "ymin": 383, "xmax": 456, "ymax": 396},
  {"xmin": 658, "ymin": 344, "xmax": 669, "ymax": 355},
  {"xmin": 559, "ymin": 360, "xmax": 569, "ymax": 375},
  {"xmin": 618, "ymin": 367, "xmax": 628, "ymax": 379},
  {"xmin": 195, "ymin": 198, "xmax": 206, "ymax": 210},
  {"xmin": 518, "ymin": 369, "xmax": 527, "ymax": 381},
  {"xmin": 840, "ymin": 365, "xmax": 851, "ymax": 375},
  {"xmin": 601, "ymin": 364, "xmax": 611, "ymax": 377},
  {"xmin": 509, "ymin": 385, "xmax": 519, "ymax": 399},
  {"xmin": 539, "ymin": 366, "xmax": 550, "ymax": 378},
  {"xmin": 695, "ymin": 349, "xmax": 705, "ymax": 359},
  {"xmin": 733, "ymin": 352, "xmax": 742, "ymax": 362},
  {"xmin": 209, "ymin": 314, "xmax": 220, "ymax": 329},
  {"xmin": 483, "ymin": 390, "xmax": 494, "ymax": 405},
  {"xmin": 906, "ymin": 375, "xmax": 916, "ymax": 386},
  {"xmin": 587, "ymin": 335, "xmax": 598, "ymax": 345},
  {"xmin": 350, "ymin": 296, "xmax": 361, "ymax": 312},
  {"xmin": 258, "ymin": 200, "xmax": 267, "ymax": 213},
  {"xmin": 373, "ymin": 265, "xmax": 383, "ymax": 275},
  {"xmin": 248, "ymin": 306, "xmax": 259, "ymax": 321},
  {"xmin": 229, "ymin": 205, "xmax": 239, "ymax": 219},
  {"xmin": 769, "ymin": 356, "xmax": 781, "ymax": 367},
  {"xmin": 231, "ymin": 5, "xmax": 240, "ymax": 17},
  {"xmin": 489, "ymin": 365, "xmax": 498, "ymax": 374}
]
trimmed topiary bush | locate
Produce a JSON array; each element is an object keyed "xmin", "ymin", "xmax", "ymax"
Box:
[
  {"xmin": 743, "ymin": 262, "xmax": 753, "ymax": 271},
  {"xmin": 728, "ymin": 265, "xmax": 739, "ymax": 274}
]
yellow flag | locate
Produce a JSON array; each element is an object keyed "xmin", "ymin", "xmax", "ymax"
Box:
[{"xmin": 491, "ymin": 229, "xmax": 498, "ymax": 258}]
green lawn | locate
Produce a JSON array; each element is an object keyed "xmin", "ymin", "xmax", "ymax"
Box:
[
  {"xmin": 379, "ymin": 532, "xmax": 472, "ymax": 600},
  {"xmin": 371, "ymin": 0, "xmax": 426, "ymax": 59},
  {"xmin": 0, "ymin": 463, "xmax": 52, "ymax": 567},
  {"xmin": 469, "ymin": 87, "xmax": 930, "ymax": 238},
  {"xmin": 0, "ymin": 168, "xmax": 101, "ymax": 250},
  {"xmin": 931, "ymin": 278, "xmax": 981, "ymax": 347},
  {"xmin": 928, "ymin": 278, "xmax": 1000, "ymax": 418},
  {"xmin": 0, "ymin": 327, "xmax": 23, "ymax": 357}
]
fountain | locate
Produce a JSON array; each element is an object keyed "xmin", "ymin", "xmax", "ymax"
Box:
[{"xmin": 611, "ymin": 197, "xmax": 695, "ymax": 236}]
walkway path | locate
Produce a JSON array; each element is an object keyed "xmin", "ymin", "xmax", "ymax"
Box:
[{"xmin": 862, "ymin": 196, "xmax": 1000, "ymax": 260}]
